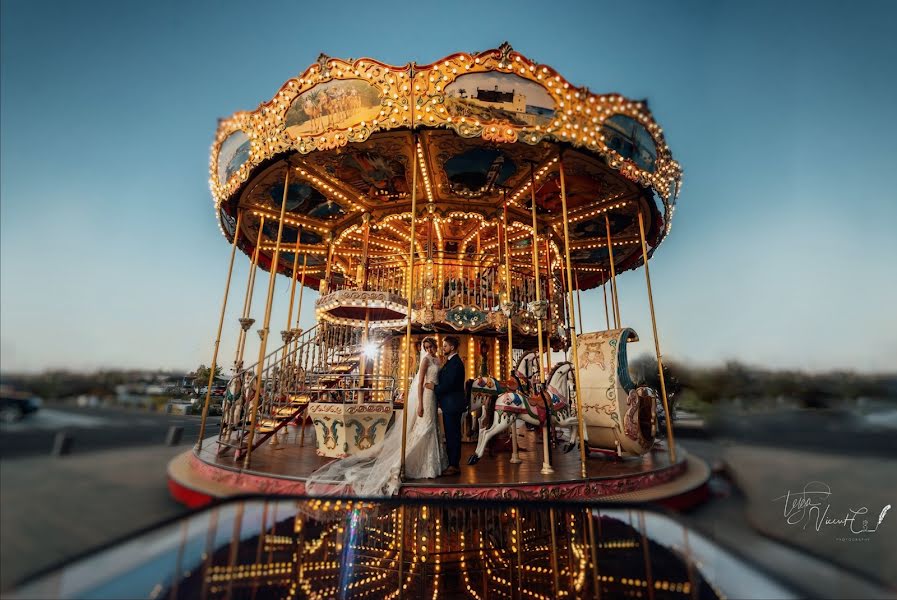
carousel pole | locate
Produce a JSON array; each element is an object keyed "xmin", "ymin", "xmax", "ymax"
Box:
[
  {"xmin": 502, "ymin": 198, "xmax": 521, "ymax": 465},
  {"xmin": 544, "ymin": 237, "xmax": 552, "ymax": 371},
  {"xmin": 528, "ymin": 164, "xmax": 552, "ymax": 475},
  {"xmin": 637, "ymin": 209, "xmax": 676, "ymax": 463},
  {"xmin": 502, "ymin": 198, "xmax": 514, "ymax": 372},
  {"xmin": 558, "ymin": 155, "xmax": 589, "ymax": 477},
  {"xmin": 196, "ymin": 209, "xmax": 242, "ymax": 451},
  {"xmin": 278, "ymin": 226, "xmax": 302, "ymax": 402},
  {"xmin": 323, "ymin": 232, "xmax": 334, "ymax": 293},
  {"xmin": 601, "ymin": 278, "xmax": 610, "ymax": 331},
  {"xmin": 284, "ymin": 225, "xmax": 303, "ymax": 349},
  {"xmin": 235, "ymin": 217, "xmax": 266, "ymax": 367},
  {"xmin": 359, "ymin": 213, "xmax": 371, "ymax": 391},
  {"xmin": 604, "ymin": 214, "xmax": 621, "ymax": 328},
  {"xmin": 243, "ymin": 165, "xmax": 291, "ymax": 469},
  {"xmin": 293, "ymin": 252, "xmax": 308, "ymax": 359},
  {"xmin": 399, "ymin": 127, "xmax": 420, "ymax": 481},
  {"xmin": 548, "ymin": 507, "xmax": 561, "ymax": 598},
  {"xmin": 574, "ymin": 269, "xmax": 585, "ymax": 336}
]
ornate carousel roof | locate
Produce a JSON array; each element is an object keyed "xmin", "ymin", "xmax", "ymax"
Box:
[{"xmin": 210, "ymin": 43, "xmax": 682, "ymax": 291}]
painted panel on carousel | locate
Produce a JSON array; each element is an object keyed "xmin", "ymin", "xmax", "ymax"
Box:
[
  {"xmin": 576, "ymin": 327, "xmax": 656, "ymax": 456},
  {"xmin": 267, "ymin": 182, "xmax": 345, "ymax": 220},
  {"xmin": 444, "ymin": 72, "xmax": 556, "ymax": 128},
  {"xmin": 333, "ymin": 150, "xmax": 409, "ymax": 200},
  {"xmin": 444, "ymin": 305, "xmax": 490, "ymax": 330},
  {"xmin": 307, "ymin": 402, "xmax": 394, "ymax": 458},
  {"xmin": 601, "ymin": 114, "xmax": 658, "ymax": 172},
  {"xmin": 285, "ymin": 79, "xmax": 383, "ymax": 138},
  {"xmin": 443, "ymin": 147, "xmax": 516, "ymax": 198},
  {"xmin": 217, "ymin": 130, "xmax": 250, "ymax": 185}
]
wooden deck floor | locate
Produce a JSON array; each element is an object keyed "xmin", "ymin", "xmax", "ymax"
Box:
[{"xmin": 197, "ymin": 424, "xmax": 678, "ymax": 488}]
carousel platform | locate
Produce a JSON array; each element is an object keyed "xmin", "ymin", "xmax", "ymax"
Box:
[{"xmin": 168, "ymin": 425, "xmax": 709, "ymax": 509}]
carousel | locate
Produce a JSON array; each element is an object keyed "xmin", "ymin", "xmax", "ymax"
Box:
[{"xmin": 168, "ymin": 43, "xmax": 708, "ymax": 506}]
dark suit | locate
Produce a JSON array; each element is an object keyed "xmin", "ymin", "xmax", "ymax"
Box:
[{"xmin": 434, "ymin": 353, "xmax": 466, "ymax": 468}]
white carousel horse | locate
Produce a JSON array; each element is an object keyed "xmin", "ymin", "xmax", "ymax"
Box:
[
  {"xmin": 467, "ymin": 355, "xmax": 580, "ymax": 465},
  {"xmin": 464, "ymin": 352, "xmax": 540, "ymax": 441}
]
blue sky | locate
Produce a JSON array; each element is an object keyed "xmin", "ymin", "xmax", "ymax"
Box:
[{"xmin": 1, "ymin": 0, "xmax": 895, "ymax": 373}]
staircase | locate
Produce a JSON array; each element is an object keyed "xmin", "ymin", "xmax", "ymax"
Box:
[{"xmin": 216, "ymin": 323, "xmax": 364, "ymax": 461}]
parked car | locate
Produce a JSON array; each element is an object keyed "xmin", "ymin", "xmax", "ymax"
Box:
[
  {"xmin": 197, "ymin": 384, "xmax": 227, "ymax": 398},
  {"xmin": 0, "ymin": 391, "xmax": 41, "ymax": 423}
]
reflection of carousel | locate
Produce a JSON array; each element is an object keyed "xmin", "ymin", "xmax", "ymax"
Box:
[{"xmin": 168, "ymin": 43, "xmax": 708, "ymax": 507}]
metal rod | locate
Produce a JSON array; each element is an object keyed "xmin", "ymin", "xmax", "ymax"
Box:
[
  {"xmin": 399, "ymin": 127, "xmax": 420, "ymax": 480},
  {"xmin": 559, "ymin": 155, "xmax": 589, "ymax": 477},
  {"xmin": 243, "ymin": 165, "xmax": 291, "ymax": 469},
  {"xmin": 638, "ymin": 511, "xmax": 655, "ymax": 600},
  {"xmin": 586, "ymin": 508, "xmax": 601, "ymax": 600},
  {"xmin": 574, "ymin": 269, "xmax": 585, "ymax": 336},
  {"xmin": 637, "ymin": 209, "xmax": 676, "ymax": 462},
  {"xmin": 235, "ymin": 217, "xmax": 265, "ymax": 367},
  {"xmin": 548, "ymin": 507, "xmax": 561, "ymax": 598},
  {"xmin": 544, "ymin": 237, "xmax": 552, "ymax": 371},
  {"xmin": 602, "ymin": 280, "xmax": 610, "ymax": 331},
  {"xmin": 528, "ymin": 164, "xmax": 552, "ymax": 475},
  {"xmin": 502, "ymin": 198, "xmax": 514, "ymax": 374},
  {"xmin": 604, "ymin": 214, "xmax": 621, "ymax": 328},
  {"xmin": 197, "ymin": 210, "xmax": 243, "ymax": 450}
]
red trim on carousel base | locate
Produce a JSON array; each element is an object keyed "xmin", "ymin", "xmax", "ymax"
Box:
[{"xmin": 168, "ymin": 448, "xmax": 699, "ymax": 505}]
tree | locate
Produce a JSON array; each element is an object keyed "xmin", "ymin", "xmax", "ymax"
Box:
[{"xmin": 193, "ymin": 364, "xmax": 223, "ymax": 389}]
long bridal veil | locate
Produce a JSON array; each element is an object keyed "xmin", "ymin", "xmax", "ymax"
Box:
[{"xmin": 304, "ymin": 347, "xmax": 428, "ymax": 498}]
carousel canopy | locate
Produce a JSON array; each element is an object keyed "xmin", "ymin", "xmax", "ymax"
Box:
[{"xmin": 210, "ymin": 43, "xmax": 682, "ymax": 292}]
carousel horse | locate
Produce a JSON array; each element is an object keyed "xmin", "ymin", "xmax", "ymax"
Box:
[
  {"xmin": 221, "ymin": 369, "xmax": 258, "ymax": 440},
  {"xmin": 571, "ymin": 327, "xmax": 657, "ymax": 457},
  {"xmin": 464, "ymin": 352, "xmax": 541, "ymax": 439},
  {"xmin": 467, "ymin": 357, "xmax": 579, "ymax": 465}
]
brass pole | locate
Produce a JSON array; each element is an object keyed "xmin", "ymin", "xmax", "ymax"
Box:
[
  {"xmin": 502, "ymin": 199, "xmax": 514, "ymax": 373},
  {"xmin": 197, "ymin": 210, "xmax": 243, "ymax": 450},
  {"xmin": 235, "ymin": 217, "xmax": 265, "ymax": 367},
  {"xmin": 637, "ymin": 209, "xmax": 676, "ymax": 462},
  {"xmin": 604, "ymin": 214, "xmax": 621, "ymax": 327},
  {"xmin": 360, "ymin": 213, "xmax": 371, "ymax": 390},
  {"xmin": 279, "ymin": 226, "xmax": 302, "ymax": 397},
  {"xmin": 285, "ymin": 226, "xmax": 303, "ymax": 338},
  {"xmin": 602, "ymin": 279, "xmax": 610, "ymax": 331},
  {"xmin": 293, "ymin": 252, "xmax": 309, "ymax": 362},
  {"xmin": 399, "ymin": 129, "xmax": 420, "ymax": 480},
  {"xmin": 224, "ymin": 501, "xmax": 245, "ymax": 600},
  {"xmin": 638, "ymin": 511, "xmax": 655, "ymax": 600},
  {"xmin": 503, "ymin": 199, "xmax": 521, "ymax": 464},
  {"xmin": 397, "ymin": 505, "xmax": 406, "ymax": 599},
  {"xmin": 544, "ymin": 237, "xmax": 552, "ymax": 371},
  {"xmin": 548, "ymin": 507, "xmax": 561, "ymax": 598},
  {"xmin": 559, "ymin": 156, "xmax": 589, "ymax": 476},
  {"xmin": 586, "ymin": 508, "xmax": 601, "ymax": 599},
  {"xmin": 528, "ymin": 164, "xmax": 552, "ymax": 475},
  {"xmin": 574, "ymin": 269, "xmax": 585, "ymax": 336},
  {"xmin": 243, "ymin": 166, "xmax": 291, "ymax": 469}
]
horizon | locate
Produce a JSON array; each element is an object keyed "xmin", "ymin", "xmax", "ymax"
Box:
[{"xmin": 2, "ymin": 0, "xmax": 896, "ymax": 374}]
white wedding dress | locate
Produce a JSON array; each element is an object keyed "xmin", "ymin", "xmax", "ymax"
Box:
[{"xmin": 305, "ymin": 349, "xmax": 448, "ymax": 497}]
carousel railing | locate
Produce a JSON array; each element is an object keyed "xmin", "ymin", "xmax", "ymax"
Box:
[
  {"xmin": 217, "ymin": 322, "xmax": 373, "ymax": 458},
  {"xmin": 325, "ymin": 260, "xmax": 563, "ymax": 317},
  {"xmin": 217, "ymin": 325, "xmax": 321, "ymax": 454}
]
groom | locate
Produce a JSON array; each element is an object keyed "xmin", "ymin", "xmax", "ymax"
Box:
[{"xmin": 426, "ymin": 335, "xmax": 465, "ymax": 476}]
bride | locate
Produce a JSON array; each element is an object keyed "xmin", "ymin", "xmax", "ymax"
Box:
[{"xmin": 305, "ymin": 336, "xmax": 448, "ymax": 497}]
